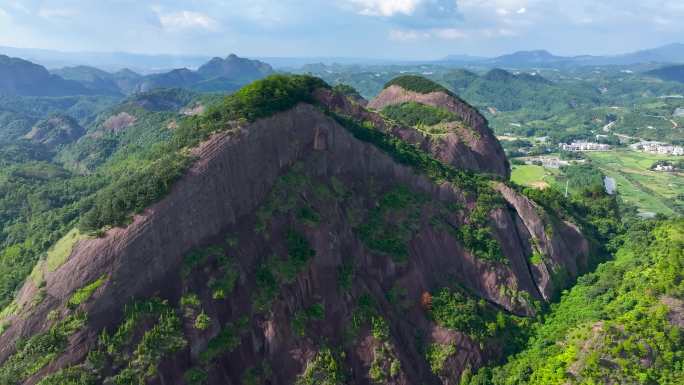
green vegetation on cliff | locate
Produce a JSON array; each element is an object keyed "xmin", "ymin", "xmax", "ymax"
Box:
[
  {"xmin": 329, "ymin": 115, "xmax": 505, "ymax": 262},
  {"xmin": 78, "ymin": 75, "xmax": 329, "ymax": 233},
  {"xmin": 382, "ymin": 101, "xmax": 458, "ymax": 128},
  {"xmin": 384, "ymin": 75, "xmax": 451, "ymax": 95},
  {"xmin": 0, "ymin": 312, "xmax": 87, "ymax": 385},
  {"xmin": 205, "ymin": 74, "xmax": 329, "ymax": 124},
  {"xmin": 463, "ymin": 219, "xmax": 684, "ymax": 385},
  {"xmin": 36, "ymin": 298, "xmax": 187, "ymax": 385},
  {"xmin": 357, "ymin": 186, "xmax": 426, "ymax": 262},
  {"xmin": 296, "ymin": 346, "xmax": 346, "ymax": 385},
  {"xmin": 429, "ymin": 286, "xmax": 530, "ymax": 349}
]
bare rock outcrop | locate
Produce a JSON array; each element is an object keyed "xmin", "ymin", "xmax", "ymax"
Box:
[
  {"xmin": 317, "ymin": 86, "xmax": 509, "ymax": 179},
  {"xmin": 102, "ymin": 111, "xmax": 137, "ymax": 132},
  {"xmin": 23, "ymin": 114, "xmax": 85, "ymax": 147},
  {"xmin": 496, "ymin": 183, "xmax": 589, "ymax": 300},
  {"xmin": 0, "ymin": 100, "xmax": 588, "ymax": 385}
]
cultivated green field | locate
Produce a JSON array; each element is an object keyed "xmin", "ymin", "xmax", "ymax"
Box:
[
  {"xmin": 585, "ymin": 150, "xmax": 683, "ymax": 216},
  {"xmin": 510, "ymin": 150, "xmax": 683, "ymax": 216},
  {"xmin": 510, "ymin": 165, "xmax": 558, "ymax": 189}
]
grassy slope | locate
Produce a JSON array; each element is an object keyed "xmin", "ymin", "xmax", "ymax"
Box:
[{"xmin": 510, "ymin": 165, "xmax": 558, "ymax": 189}]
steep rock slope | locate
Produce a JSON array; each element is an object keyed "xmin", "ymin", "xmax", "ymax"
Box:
[
  {"xmin": 0, "ymin": 79, "xmax": 588, "ymax": 385},
  {"xmin": 367, "ymin": 78, "xmax": 509, "ymax": 178}
]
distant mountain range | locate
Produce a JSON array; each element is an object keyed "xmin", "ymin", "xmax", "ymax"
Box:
[
  {"xmin": 0, "ymin": 46, "xmax": 212, "ymax": 74},
  {"xmin": 137, "ymin": 54, "xmax": 274, "ymax": 93},
  {"xmin": 3, "ymin": 43, "xmax": 684, "ymax": 73},
  {"xmin": 52, "ymin": 66, "xmax": 143, "ymax": 95},
  {"xmin": 0, "ymin": 54, "xmax": 274, "ymax": 97},
  {"xmin": 0, "ymin": 55, "xmax": 92, "ymax": 96},
  {"xmin": 3, "ymin": 43, "xmax": 684, "ymax": 98},
  {"xmin": 645, "ymin": 64, "xmax": 684, "ymax": 83},
  {"xmin": 443, "ymin": 43, "xmax": 684, "ymax": 68}
]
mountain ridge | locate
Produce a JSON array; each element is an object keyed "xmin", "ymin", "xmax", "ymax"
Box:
[
  {"xmin": 646, "ymin": 64, "xmax": 684, "ymax": 83},
  {"xmin": 0, "ymin": 53, "xmax": 275, "ymax": 97},
  {"xmin": 0, "ymin": 75, "xmax": 593, "ymax": 385},
  {"xmin": 4, "ymin": 43, "xmax": 684, "ymax": 73},
  {"xmin": 0, "ymin": 55, "xmax": 92, "ymax": 97},
  {"xmin": 442, "ymin": 43, "xmax": 684, "ymax": 67}
]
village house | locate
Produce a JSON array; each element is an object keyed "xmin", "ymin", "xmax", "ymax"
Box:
[
  {"xmin": 559, "ymin": 141, "xmax": 611, "ymax": 152},
  {"xmin": 630, "ymin": 141, "xmax": 684, "ymax": 156}
]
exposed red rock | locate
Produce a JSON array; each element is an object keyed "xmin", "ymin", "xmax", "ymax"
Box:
[
  {"xmin": 102, "ymin": 111, "xmax": 137, "ymax": 132},
  {"xmin": 0, "ymin": 98, "xmax": 588, "ymax": 384},
  {"xmin": 316, "ymin": 86, "xmax": 509, "ymax": 179},
  {"xmin": 367, "ymin": 85, "xmax": 510, "ymax": 178}
]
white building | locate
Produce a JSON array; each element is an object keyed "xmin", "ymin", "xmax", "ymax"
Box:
[
  {"xmin": 523, "ymin": 156, "xmax": 569, "ymax": 168},
  {"xmin": 560, "ymin": 141, "xmax": 611, "ymax": 152},
  {"xmin": 630, "ymin": 141, "xmax": 684, "ymax": 156},
  {"xmin": 654, "ymin": 164, "xmax": 675, "ymax": 172}
]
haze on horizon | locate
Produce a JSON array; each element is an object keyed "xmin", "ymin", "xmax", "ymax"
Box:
[{"xmin": 0, "ymin": 0, "xmax": 683, "ymax": 60}]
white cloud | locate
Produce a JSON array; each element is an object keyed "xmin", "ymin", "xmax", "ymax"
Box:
[
  {"xmin": 158, "ymin": 11, "xmax": 218, "ymax": 31},
  {"xmin": 348, "ymin": 0, "xmax": 423, "ymax": 17},
  {"xmin": 343, "ymin": 0, "xmax": 462, "ymax": 29},
  {"xmin": 5, "ymin": 1, "xmax": 30, "ymax": 14},
  {"xmin": 389, "ymin": 28, "xmax": 429, "ymax": 41},
  {"xmin": 38, "ymin": 8, "xmax": 78, "ymax": 20},
  {"xmin": 517, "ymin": 7, "xmax": 526, "ymax": 14},
  {"xmin": 390, "ymin": 26, "xmax": 468, "ymax": 41},
  {"xmin": 434, "ymin": 28, "xmax": 468, "ymax": 39}
]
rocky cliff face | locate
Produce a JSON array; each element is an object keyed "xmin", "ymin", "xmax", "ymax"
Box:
[
  {"xmin": 367, "ymin": 85, "xmax": 509, "ymax": 179},
  {"xmin": 0, "ymin": 92, "xmax": 589, "ymax": 384}
]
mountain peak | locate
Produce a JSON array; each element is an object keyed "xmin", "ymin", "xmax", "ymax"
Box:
[
  {"xmin": 0, "ymin": 75, "xmax": 590, "ymax": 385},
  {"xmin": 484, "ymin": 68, "xmax": 515, "ymax": 81},
  {"xmin": 489, "ymin": 49, "xmax": 564, "ymax": 65},
  {"xmin": 382, "ymin": 75, "xmax": 452, "ymax": 95},
  {"xmin": 509, "ymin": 49, "xmax": 554, "ymax": 57},
  {"xmin": 0, "ymin": 54, "xmax": 91, "ymax": 96},
  {"xmin": 196, "ymin": 54, "xmax": 274, "ymax": 83},
  {"xmin": 368, "ymin": 75, "xmax": 510, "ymax": 177}
]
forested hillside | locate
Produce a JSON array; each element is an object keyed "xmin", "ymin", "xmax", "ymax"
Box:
[
  {"xmin": 0, "ymin": 88, "xmax": 217, "ymax": 310},
  {"xmin": 464, "ymin": 218, "xmax": 683, "ymax": 384},
  {"xmin": 647, "ymin": 64, "xmax": 684, "ymax": 83}
]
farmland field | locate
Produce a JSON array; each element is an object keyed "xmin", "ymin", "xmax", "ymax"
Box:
[
  {"xmin": 585, "ymin": 150, "xmax": 684, "ymax": 216},
  {"xmin": 510, "ymin": 164, "xmax": 558, "ymax": 189}
]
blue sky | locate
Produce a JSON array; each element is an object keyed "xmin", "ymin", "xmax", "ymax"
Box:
[{"xmin": 0, "ymin": 0, "xmax": 683, "ymax": 59}]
